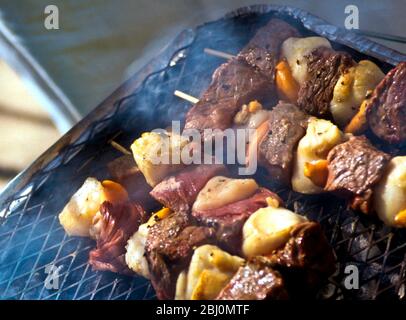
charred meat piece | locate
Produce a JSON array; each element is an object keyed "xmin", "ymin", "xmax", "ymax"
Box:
[
  {"xmin": 88, "ymin": 201, "xmax": 146, "ymax": 275},
  {"xmin": 267, "ymin": 221, "xmax": 336, "ymax": 293},
  {"xmin": 145, "ymin": 211, "xmax": 215, "ymax": 299},
  {"xmin": 184, "ymin": 19, "xmax": 299, "ymax": 138},
  {"xmin": 150, "ymin": 164, "xmax": 227, "ymax": 213},
  {"xmin": 193, "ymin": 188, "xmax": 282, "ymax": 254},
  {"xmin": 107, "ymin": 155, "xmax": 157, "ymax": 209},
  {"xmin": 184, "ymin": 59, "xmax": 273, "ymax": 137},
  {"xmin": 258, "ymin": 102, "xmax": 309, "ymax": 185},
  {"xmin": 367, "ymin": 61, "xmax": 406, "ymax": 144},
  {"xmin": 297, "ymin": 47, "xmax": 355, "ymax": 117},
  {"xmin": 216, "ymin": 257, "xmax": 288, "ymax": 300},
  {"xmin": 238, "ymin": 18, "xmax": 300, "ymax": 80},
  {"xmin": 325, "ymin": 136, "xmax": 390, "ymax": 213}
]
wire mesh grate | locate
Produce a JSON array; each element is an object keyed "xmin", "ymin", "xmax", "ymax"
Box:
[{"xmin": 0, "ymin": 5, "xmax": 405, "ymax": 300}]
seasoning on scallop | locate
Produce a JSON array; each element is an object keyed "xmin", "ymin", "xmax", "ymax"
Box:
[
  {"xmin": 291, "ymin": 118, "xmax": 344, "ymax": 194},
  {"xmin": 131, "ymin": 131, "xmax": 190, "ymax": 187},
  {"xmin": 373, "ymin": 156, "xmax": 406, "ymax": 228},
  {"xmin": 242, "ymin": 202, "xmax": 307, "ymax": 258},
  {"xmin": 59, "ymin": 178, "xmax": 128, "ymax": 237},
  {"xmin": 192, "ymin": 176, "xmax": 259, "ymax": 212},
  {"xmin": 175, "ymin": 245, "xmax": 244, "ymax": 300},
  {"xmin": 125, "ymin": 207, "xmax": 170, "ymax": 278},
  {"xmin": 281, "ymin": 36, "xmax": 332, "ymax": 85},
  {"xmin": 330, "ymin": 60, "xmax": 384, "ymax": 127}
]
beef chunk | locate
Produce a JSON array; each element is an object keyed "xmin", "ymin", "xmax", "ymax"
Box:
[
  {"xmin": 145, "ymin": 211, "xmax": 215, "ymax": 299},
  {"xmin": 267, "ymin": 221, "xmax": 336, "ymax": 293},
  {"xmin": 258, "ymin": 102, "xmax": 309, "ymax": 185},
  {"xmin": 367, "ymin": 62, "xmax": 406, "ymax": 144},
  {"xmin": 216, "ymin": 257, "xmax": 288, "ymax": 300},
  {"xmin": 238, "ymin": 18, "xmax": 300, "ymax": 80},
  {"xmin": 217, "ymin": 221, "xmax": 335, "ymax": 300},
  {"xmin": 193, "ymin": 188, "xmax": 282, "ymax": 254},
  {"xmin": 150, "ymin": 164, "xmax": 227, "ymax": 213},
  {"xmin": 184, "ymin": 59, "xmax": 273, "ymax": 137},
  {"xmin": 297, "ymin": 47, "xmax": 355, "ymax": 117},
  {"xmin": 88, "ymin": 201, "xmax": 146, "ymax": 275},
  {"xmin": 325, "ymin": 136, "xmax": 390, "ymax": 213}
]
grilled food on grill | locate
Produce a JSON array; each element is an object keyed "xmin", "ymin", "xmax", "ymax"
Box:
[
  {"xmin": 242, "ymin": 203, "xmax": 307, "ymax": 258},
  {"xmin": 373, "ymin": 156, "xmax": 406, "ymax": 227},
  {"xmin": 255, "ymin": 102, "xmax": 309, "ymax": 185},
  {"xmin": 184, "ymin": 19, "xmax": 299, "ymax": 139},
  {"xmin": 57, "ymin": 15, "xmax": 406, "ymax": 300},
  {"xmin": 175, "ymin": 245, "xmax": 244, "ymax": 300},
  {"xmin": 325, "ymin": 135, "xmax": 391, "ymax": 214},
  {"xmin": 131, "ymin": 131, "xmax": 190, "ymax": 186},
  {"xmin": 88, "ymin": 201, "xmax": 146, "ymax": 274},
  {"xmin": 59, "ymin": 178, "xmax": 128, "ymax": 237},
  {"xmin": 292, "ymin": 117, "xmax": 344, "ymax": 194},
  {"xmin": 330, "ymin": 60, "xmax": 384, "ymax": 126},
  {"xmin": 281, "ymin": 36, "xmax": 332, "ymax": 86},
  {"xmin": 366, "ymin": 61, "xmax": 406, "ymax": 144}
]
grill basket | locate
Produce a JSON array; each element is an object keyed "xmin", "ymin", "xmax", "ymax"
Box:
[{"xmin": 0, "ymin": 5, "xmax": 405, "ymax": 300}]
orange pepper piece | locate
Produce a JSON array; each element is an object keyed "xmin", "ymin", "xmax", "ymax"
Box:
[
  {"xmin": 275, "ymin": 60, "xmax": 299, "ymax": 103},
  {"xmin": 101, "ymin": 180, "xmax": 128, "ymax": 203},
  {"xmin": 345, "ymin": 99, "xmax": 369, "ymax": 134},
  {"xmin": 304, "ymin": 160, "xmax": 329, "ymax": 188}
]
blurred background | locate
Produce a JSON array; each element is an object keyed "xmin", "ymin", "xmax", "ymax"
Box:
[{"xmin": 0, "ymin": 0, "xmax": 405, "ymax": 189}]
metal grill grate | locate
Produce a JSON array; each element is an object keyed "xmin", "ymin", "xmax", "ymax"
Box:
[{"xmin": 0, "ymin": 5, "xmax": 405, "ymax": 300}]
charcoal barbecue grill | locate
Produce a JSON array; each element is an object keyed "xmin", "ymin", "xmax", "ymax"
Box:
[{"xmin": 0, "ymin": 5, "xmax": 405, "ymax": 300}]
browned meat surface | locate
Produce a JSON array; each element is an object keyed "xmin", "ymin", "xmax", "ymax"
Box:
[
  {"xmin": 267, "ymin": 222, "xmax": 336, "ymax": 292},
  {"xmin": 297, "ymin": 47, "xmax": 355, "ymax": 117},
  {"xmin": 184, "ymin": 19, "xmax": 299, "ymax": 138},
  {"xmin": 193, "ymin": 188, "xmax": 282, "ymax": 253},
  {"xmin": 88, "ymin": 201, "xmax": 146, "ymax": 275},
  {"xmin": 258, "ymin": 102, "xmax": 309, "ymax": 185},
  {"xmin": 184, "ymin": 59, "xmax": 273, "ymax": 137},
  {"xmin": 238, "ymin": 18, "xmax": 300, "ymax": 80},
  {"xmin": 216, "ymin": 258, "xmax": 288, "ymax": 300},
  {"xmin": 145, "ymin": 211, "xmax": 215, "ymax": 299},
  {"xmin": 150, "ymin": 164, "xmax": 227, "ymax": 213},
  {"xmin": 325, "ymin": 136, "xmax": 390, "ymax": 213},
  {"xmin": 367, "ymin": 61, "xmax": 406, "ymax": 144},
  {"xmin": 217, "ymin": 221, "xmax": 335, "ymax": 300},
  {"xmin": 107, "ymin": 155, "xmax": 157, "ymax": 210}
]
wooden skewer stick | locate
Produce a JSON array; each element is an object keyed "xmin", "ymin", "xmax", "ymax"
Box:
[
  {"xmin": 174, "ymin": 90, "xmax": 199, "ymax": 104},
  {"xmin": 174, "ymin": 49, "xmax": 234, "ymax": 104},
  {"xmin": 109, "ymin": 140, "xmax": 132, "ymax": 155},
  {"xmin": 204, "ymin": 48, "xmax": 235, "ymax": 60}
]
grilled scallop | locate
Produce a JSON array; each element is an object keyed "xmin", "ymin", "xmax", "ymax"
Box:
[
  {"xmin": 330, "ymin": 60, "xmax": 384, "ymax": 127},
  {"xmin": 131, "ymin": 131, "xmax": 190, "ymax": 187},
  {"xmin": 192, "ymin": 176, "xmax": 259, "ymax": 212},
  {"xmin": 242, "ymin": 204, "xmax": 307, "ymax": 258},
  {"xmin": 125, "ymin": 207, "xmax": 170, "ymax": 278},
  {"xmin": 59, "ymin": 178, "xmax": 128, "ymax": 237},
  {"xmin": 175, "ymin": 245, "xmax": 244, "ymax": 300},
  {"xmin": 281, "ymin": 36, "xmax": 332, "ymax": 85},
  {"xmin": 374, "ymin": 156, "xmax": 406, "ymax": 228},
  {"xmin": 292, "ymin": 118, "xmax": 344, "ymax": 194}
]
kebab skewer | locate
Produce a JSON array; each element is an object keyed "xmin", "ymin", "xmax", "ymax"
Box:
[
  {"xmin": 55, "ymin": 17, "xmax": 405, "ymax": 300},
  {"xmin": 175, "ymin": 88, "xmax": 406, "ymax": 228},
  {"xmin": 204, "ymin": 36, "xmax": 404, "ymax": 145}
]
